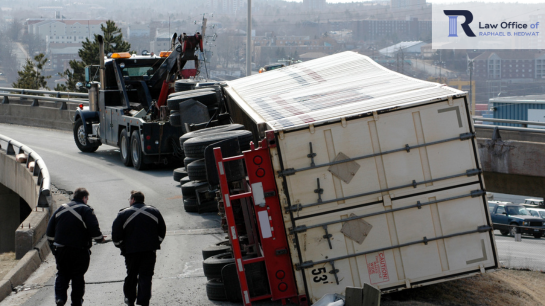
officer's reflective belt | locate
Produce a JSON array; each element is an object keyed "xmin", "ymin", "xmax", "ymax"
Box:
[
  {"xmin": 114, "ymin": 240, "xmax": 123, "ymax": 246},
  {"xmin": 57, "ymin": 204, "xmax": 87, "ymax": 229},
  {"xmin": 123, "ymin": 206, "xmax": 158, "ymax": 229}
]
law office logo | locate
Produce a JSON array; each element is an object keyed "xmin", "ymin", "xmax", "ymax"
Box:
[{"xmin": 444, "ymin": 10, "xmax": 476, "ymax": 37}]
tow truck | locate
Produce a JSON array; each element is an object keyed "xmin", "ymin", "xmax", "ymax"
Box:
[{"xmin": 72, "ymin": 33, "xmax": 204, "ymax": 169}]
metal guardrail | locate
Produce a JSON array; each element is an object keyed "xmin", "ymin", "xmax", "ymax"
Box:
[
  {"xmin": 0, "ymin": 92, "xmax": 89, "ymax": 109},
  {"xmin": 0, "ymin": 134, "xmax": 51, "ymax": 207},
  {"xmin": 473, "ymin": 117, "xmax": 545, "ymax": 134},
  {"xmin": 0, "ymin": 87, "xmax": 88, "ymax": 98}
]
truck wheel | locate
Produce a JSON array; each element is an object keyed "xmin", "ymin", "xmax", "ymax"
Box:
[
  {"xmin": 119, "ymin": 128, "xmax": 132, "ymax": 166},
  {"xmin": 167, "ymin": 99, "xmax": 180, "ymax": 111},
  {"xmin": 173, "ymin": 167, "xmax": 188, "ymax": 181},
  {"xmin": 206, "ymin": 279, "xmax": 228, "ymax": 301},
  {"xmin": 179, "ymin": 124, "xmax": 245, "ymax": 149},
  {"xmin": 202, "ymin": 241, "xmax": 231, "ymax": 260},
  {"xmin": 186, "ymin": 159, "xmax": 207, "ymax": 181},
  {"xmin": 500, "ymin": 230, "xmax": 509, "ymax": 236},
  {"xmin": 73, "ymin": 118, "xmax": 99, "ymax": 153},
  {"xmin": 184, "ymin": 156, "xmax": 200, "ymax": 167},
  {"xmin": 534, "ymin": 233, "xmax": 541, "ymax": 239},
  {"xmin": 169, "ymin": 111, "xmax": 182, "ymax": 126},
  {"xmin": 183, "ymin": 131, "xmax": 253, "ymax": 158},
  {"xmin": 183, "ymin": 197, "xmax": 198, "ymax": 212},
  {"xmin": 181, "ymin": 180, "xmax": 208, "ymax": 197},
  {"xmin": 203, "ymin": 252, "xmax": 256, "ymax": 280},
  {"xmin": 203, "ymin": 253, "xmax": 235, "ymax": 279},
  {"xmin": 180, "ymin": 176, "xmax": 191, "ymax": 186},
  {"xmin": 130, "ymin": 130, "xmax": 147, "ymax": 170}
]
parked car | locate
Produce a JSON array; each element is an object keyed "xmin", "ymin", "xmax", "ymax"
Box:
[
  {"xmin": 258, "ymin": 63, "xmax": 285, "ymax": 73},
  {"xmin": 525, "ymin": 198, "xmax": 544, "ymax": 206},
  {"xmin": 527, "ymin": 207, "xmax": 545, "ymax": 219},
  {"xmin": 489, "ymin": 203, "xmax": 545, "ymax": 238}
]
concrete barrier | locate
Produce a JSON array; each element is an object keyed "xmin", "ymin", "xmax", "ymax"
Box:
[{"xmin": 0, "ymin": 103, "xmax": 75, "ymax": 131}]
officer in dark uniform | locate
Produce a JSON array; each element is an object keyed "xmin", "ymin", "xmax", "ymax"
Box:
[
  {"xmin": 112, "ymin": 190, "xmax": 166, "ymax": 306},
  {"xmin": 46, "ymin": 187, "xmax": 105, "ymax": 306}
]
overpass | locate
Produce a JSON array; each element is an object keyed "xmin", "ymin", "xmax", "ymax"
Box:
[{"xmin": 475, "ymin": 118, "xmax": 545, "ymax": 200}]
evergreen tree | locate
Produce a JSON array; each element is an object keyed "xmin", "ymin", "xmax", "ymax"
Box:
[
  {"xmin": 62, "ymin": 20, "xmax": 131, "ymax": 92},
  {"xmin": 12, "ymin": 53, "xmax": 51, "ymax": 89}
]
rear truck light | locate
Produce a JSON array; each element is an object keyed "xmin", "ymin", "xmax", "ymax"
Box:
[
  {"xmin": 276, "ymin": 270, "xmax": 285, "ymax": 279},
  {"xmin": 79, "ymin": 104, "xmax": 83, "ymax": 109},
  {"xmin": 146, "ymin": 135, "xmax": 151, "ymax": 140},
  {"xmin": 146, "ymin": 145, "xmax": 151, "ymax": 150},
  {"xmin": 278, "ymin": 282, "xmax": 288, "ymax": 292}
]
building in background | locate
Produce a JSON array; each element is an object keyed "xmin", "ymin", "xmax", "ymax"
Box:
[
  {"xmin": 470, "ymin": 51, "xmax": 545, "ymax": 104},
  {"xmin": 26, "ymin": 19, "xmax": 106, "ymax": 44},
  {"xmin": 353, "ymin": 19, "xmax": 431, "ymax": 42},
  {"xmin": 47, "ymin": 43, "xmax": 81, "ymax": 72}
]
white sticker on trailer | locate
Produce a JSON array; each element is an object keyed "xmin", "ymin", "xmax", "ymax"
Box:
[
  {"xmin": 252, "ymin": 182, "xmax": 266, "ymax": 206},
  {"xmin": 258, "ymin": 211, "xmax": 272, "ymax": 238}
]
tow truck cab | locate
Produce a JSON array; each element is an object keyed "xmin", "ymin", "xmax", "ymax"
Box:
[{"xmin": 73, "ymin": 41, "xmax": 185, "ymax": 169}]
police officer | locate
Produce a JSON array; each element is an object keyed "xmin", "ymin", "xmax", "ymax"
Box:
[
  {"xmin": 46, "ymin": 188, "xmax": 105, "ymax": 306},
  {"xmin": 112, "ymin": 190, "xmax": 166, "ymax": 306}
]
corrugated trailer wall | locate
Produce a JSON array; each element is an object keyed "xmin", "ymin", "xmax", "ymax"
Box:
[{"xmin": 492, "ymin": 102, "xmax": 545, "ymax": 126}]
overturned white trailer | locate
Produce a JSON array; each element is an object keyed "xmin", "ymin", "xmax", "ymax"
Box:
[{"xmin": 222, "ymin": 51, "xmax": 498, "ymax": 303}]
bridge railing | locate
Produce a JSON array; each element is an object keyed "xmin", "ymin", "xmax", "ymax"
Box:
[
  {"xmin": 0, "ymin": 87, "xmax": 89, "ymax": 109},
  {"xmin": 0, "ymin": 134, "xmax": 51, "ymax": 207},
  {"xmin": 473, "ymin": 117, "xmax": 545, "ymax": 133}
]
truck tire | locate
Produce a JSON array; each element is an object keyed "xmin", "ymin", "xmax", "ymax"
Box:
[
  {"xmin": 500, "ymin": 230, "xmax": 509, "ymax": 236},
  {"xmin": 203, "ymin": 253, "xmax": 235, "ymax": 279},
  {"xmin": 173, "ymin": 167, "xmax": 188, "ymax": 181},
  {"xmin": 130, "ymin": 130, "xmax": 147, "ymax": 170},
  {"xmin": 180, "ymin": 176, "xmax": 191, "ymax": 186},
  {"xmin": 206, "ymin": 279, "xmax": 227, "ymax": 301},
  {"xmin": 534, "ymin": 233, "xmax": 541, "ymax": 239},
  {"xmin": 183, "ymin": 197, "xmax": 198, "ymax": 212},
  {"xmin": 186, "ymin": 159, "xmax": 207, "ymax": 181},
  {"xmin": 119, "ymin": 128, "xmax": 132, "ymax": 166},
  {"xmin": 179, "ymin": 124, "xmax": 245, "ymax": 149},
  {"xmin": 169, "ymin": 111, "xmax": 182, "ymax": 126},
  {"xmin": 184, "ymin": 156, "xmax": 200, "ymax": 167},
  {"xmin": 167, "ymin": 99, "xmax": 180, "ymax": 111},
  {"xmin": 199, "ymin": 200, "xmax": 219, "ymax": 214},
  {"xmin": 181, "ymin": 180, "xmax": 208, "ymax": 197},
  {"xmin": 73, "ymin": 118, "xmax": 99, "ymax": 153},
  {"xmin": 183, "ymin": 131, "xmax": 253, "ymax": 158},
  {"xmin": 174, "ymin": 80, "xmax": 197, "ymax": 92},
  {"xmin": 202, "ymin": 240, "xmax": 231, "ymax": 260},
  {"xmin": 203, "ymin": 252, "xmax": 256, "ymax": 279}
]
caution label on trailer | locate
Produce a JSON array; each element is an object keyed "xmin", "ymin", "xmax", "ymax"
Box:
[{"xmin": 366, "ymin": 252, "xmax": 389, "ymax": 284}]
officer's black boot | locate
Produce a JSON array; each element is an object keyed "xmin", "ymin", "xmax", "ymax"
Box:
[
  {"xmin": 124, "ymin": 297, "xmax": 135, "ymax": 306},
  {"xmin": 55, "ymin": 299, "xmax": 66, "ymax": 306}
]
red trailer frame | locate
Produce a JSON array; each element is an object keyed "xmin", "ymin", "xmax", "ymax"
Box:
[{"xmin": 214, "ymin": 137, "xmax": 307, "ymax": 306}]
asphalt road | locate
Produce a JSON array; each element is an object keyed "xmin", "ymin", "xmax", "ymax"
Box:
[
  {"xmin": 494, "ymin": 231, "xmax": 545, "ymax": 271},
  {"xmin": 0, "ymin": 123, "xmax": 256, "ymax": 306}
]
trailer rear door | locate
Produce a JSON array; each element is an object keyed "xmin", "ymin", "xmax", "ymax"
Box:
[{"xmin": 272, "ymin": 97, "xmax": 497, "ymax": 302}]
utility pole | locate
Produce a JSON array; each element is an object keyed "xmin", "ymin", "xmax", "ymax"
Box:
[
  {"xmin": 401, "ymin": 49, "xmax": 404, "ymax": 74},
  {"xmin": 246, "ymin": 0, "xmax": 252, "ymax": 77},
  {"xmin": 468, "ymin": 58, "xmax": 474, "ymax": 112},
  {"xmin": 396, "ymin": 52, "xmax": 399, "ymax": 72}
]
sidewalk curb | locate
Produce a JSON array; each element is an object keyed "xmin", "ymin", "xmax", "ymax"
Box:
[
  {"xmin": 3, "ymin": 250, "xmax": 41, "ymax": 288},
  {"xmin": 0, "ymin": 280, "xmax": 11, "ymax": 302},
  {"xmin": 0, "ymin": 191, "xmax": 67, "ymax": 303}
]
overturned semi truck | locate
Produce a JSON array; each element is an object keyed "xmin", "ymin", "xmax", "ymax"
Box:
[{"xmin": 194, "ymin": 51, "xmax": 498, "ymax": 305}]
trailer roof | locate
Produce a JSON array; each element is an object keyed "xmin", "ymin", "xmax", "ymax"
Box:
[{"xmin": 225, "ymin": 51, "xmax": 465, "ymax": 131}]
